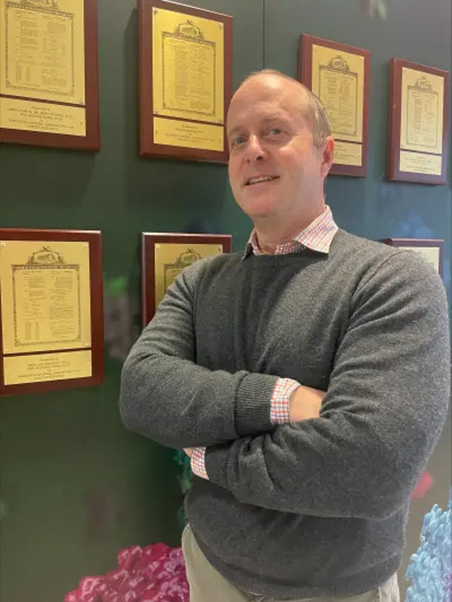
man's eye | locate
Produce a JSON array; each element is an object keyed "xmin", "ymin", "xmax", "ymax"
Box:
[
  {"xmin": 269, "ymin": 128, "xmax": 282, "ymax": 136},
  {"xmin": 232, "ymin": 136, "xmax": 246, "ymax": 147}
]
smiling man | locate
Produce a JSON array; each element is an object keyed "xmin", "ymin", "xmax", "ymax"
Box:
[{"xmin": 120, "ymin": 71, "xmax": 450, "ymax": 602}]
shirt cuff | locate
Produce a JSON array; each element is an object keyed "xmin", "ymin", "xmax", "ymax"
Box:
[
  {"xmin": 270, "ymin": 378, "xmax": 301, "ymax": 425},
  {"xmin": 190, "ymin": 447, "xmax": 209, "ymax": 480}
]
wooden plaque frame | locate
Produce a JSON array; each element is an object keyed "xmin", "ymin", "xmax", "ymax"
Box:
[
  {"xmin": 0, "ymin": 0, "xmax": 100, "ymax": 151},
  {"xmin": 142, "ymin": 232, "xmax": 232, "ymax": 325},
  {"xmin": 383, "ymin": 238, "xmax": 444, "ymax": 279},
  {"xmin": 139, "ymin": 0, "xmax": 233, "ymax": 163},
  {"xmin": 0, "ymin": 229, "xmax": 104, "ymax": 397},
  {"xmin": 299, "ymin": 34, "xmax": 370, "ymax": 177},
  {"xmin": 388, "ymin": 59, "xmax": 449, "ymax": 184}
]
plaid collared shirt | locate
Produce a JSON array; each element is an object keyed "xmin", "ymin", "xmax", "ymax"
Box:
[
  {"xmin": 191, "ymin": 206, "xmax": 338, "ymax": 480},
  {"xmin": 244, "ymin": 205, "xmax": 338, "ymax": 257}
]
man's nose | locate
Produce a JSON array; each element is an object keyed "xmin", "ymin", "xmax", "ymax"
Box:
[{"xmin": 245, "ymin": 135, "xmax": 265, "ymax": 162}]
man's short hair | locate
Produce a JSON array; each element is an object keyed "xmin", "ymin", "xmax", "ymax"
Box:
[{"xmin": 240, "ymin": 69, "xmax": 332, "ymax": 148}]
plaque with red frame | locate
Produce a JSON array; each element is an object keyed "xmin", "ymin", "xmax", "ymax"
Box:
[
  {"xmin": 142, "ymin": 232, "xmax": 232, "ymax": 325},
  {"xmin": 387, "ymin": 58, "xmax": 449, "ymax": 184},
  {"xmin": 383, "ymin": 238, "xmax": 444, "ymax": 279},
  {"xmin": 0, "ymin": 0, "xmax": 100, "ymax": 151},
  {"xmin": 0, "ymin": 228, "xmax": 104, "ymax": 397},
  {"xmin": 299, "ymin": 34, "xmax": 370, "ymax": 177},
  {"xmin": 139, "ymin": 0, "xmax": 233, "ymax": 163}
]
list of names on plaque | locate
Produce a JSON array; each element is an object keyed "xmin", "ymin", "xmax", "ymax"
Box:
[
  {"xmin": 311, "ymin": 44, "xmax": 364, "ymax": 166},
  {"xmin": 399, "ymin": 67, "xmax": 444, "ymax": 176},
  {"xmin": 152, "ymin": 6, "xmax": 224, "ymax": 151},
  {"xmin": 0, "ymin": 239, "xmax": 92, "ymax": 385},
  {"xmin": 0, "ymin": 0, "xmax": 87, "ymax": 136}
]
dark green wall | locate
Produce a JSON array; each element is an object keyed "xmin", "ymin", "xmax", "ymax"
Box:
[{"xmin": 0, "ymin": 0, "xmax": 450, "ymax": 600}]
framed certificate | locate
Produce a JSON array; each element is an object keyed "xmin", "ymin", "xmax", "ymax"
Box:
[
  {"xmin": 0, "ymin": 229, "xmax": 104, "ymax": 396},
  {"xmin": 139, "ymin": 0, "xmax": 233, "ymax": 163},
  {"xmin": 383, "ymin": 238, "xmax": 444, "ymax": 279},
  {"xmin": 142, "ymin": 232, "xmax": 232, "ymax": 325},
  {"xmin": 299, "ymin": 34, "xmax": 370, "ymax": 177},
  {"xmin": 0, "ymin": 0, "xmax": 100, "ymax": 151},
  {"xmin": 388, "ymin": 59, "xmax": 449, "ymax": 184}
]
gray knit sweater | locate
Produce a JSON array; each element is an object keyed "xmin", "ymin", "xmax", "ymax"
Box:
[{"xmin": 120, "ymin": 229, "xmax": 450, "ymax": 599}]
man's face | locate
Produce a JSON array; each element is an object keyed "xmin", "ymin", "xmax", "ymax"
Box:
[{"xmin": 227, "ymin": 75, "xmax": 332, "ymax": 223}]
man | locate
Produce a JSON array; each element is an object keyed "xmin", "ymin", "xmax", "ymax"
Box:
[{"xmin": 120, "ymin": 71, "xmax": 450, "ymax": 602}]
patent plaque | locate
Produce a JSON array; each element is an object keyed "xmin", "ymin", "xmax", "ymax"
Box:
[
  {"xmin": 0, "ymin": 0, "xmax": 100, "ymax": 150},
  {"xmin": 300, "ymin": 34, "xmax": 370, "ymax": 177},
  {"xmin": 0, "ymin": 229, "xmax": 104, "ymax": 396},
  {"xmin": 142, "ymin": 232, "xmax": 232, "ymax": 325},
  {"xmin": 139, "ymin": 0, "xmax": 233, "ymax": 162},
  {"xmin": 383, "ymin": 238, "xmax": 444, "ymax": 279},
  {"xmin": 388, "ymin": 59, "xmax": 449, "ymax": 184}
]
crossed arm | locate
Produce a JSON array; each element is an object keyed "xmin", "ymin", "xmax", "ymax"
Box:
[
  {"xmin": 120, "ymin": 260, "xmax": 323, "ymax": 450},
  {"xmin": 120, "ymin": 253, "xmax": 450, "ymax": 520}
]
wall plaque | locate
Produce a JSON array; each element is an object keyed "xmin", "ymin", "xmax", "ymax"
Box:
[
  {"xmin": 383, "ymin": 238, "xmax": 444, "ymax": 279},
  {"xmin": 0, "ymin": 228, "xmax": 104, "ymax": 396},
  {"xmin": 139, "ymin": 0, "xmax": 233, "ymax": 162},
  {"xmin": 0, "ymin": 0, "xmax": 100, "ymax": 151},
  {"xmin": 142, "ymin": 232, "xmax": 232, "ymax": 325},
  {"xmin": 299, "ymin": 34, "xmax": 370, "ymax": 177},
  {"xmin": 388, "ymin": 59, "xmax": 449, "ymax": 184}
]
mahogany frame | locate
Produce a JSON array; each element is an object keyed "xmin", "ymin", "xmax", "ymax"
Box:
[
  {"xmin": 299, "ymin": 34, "xmax": 370, "ymax": 177},
  {"xmin": 142, "ymin": 232, "xmax": 232, "ymax": 325},
  {"xmin": 0, "ymin": 0, "xmax": 100, "ymax": 151},
  {"xmin": 0, "ymin": 228, "xmax": 104, "ymax": 397},
  {"xmin": 387, "ymin": 58, "xmax": 449, "ymax": 184},
  {"xmin": 383, "ymin": 238, "xmax": 444, "ymax": 279},
  {"xmin": 139, "ymin": 0, "xmax": 233, "ymax": 163}
]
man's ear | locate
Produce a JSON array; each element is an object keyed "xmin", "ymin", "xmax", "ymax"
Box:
[{"xmin": 321, "ymin": 137, "xmax": 335, "ymax": 178}]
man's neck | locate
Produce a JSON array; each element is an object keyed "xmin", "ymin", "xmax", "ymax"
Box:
[{"xmin": 254, "ymin": 205, "xmax": 326, "ymax": 255}]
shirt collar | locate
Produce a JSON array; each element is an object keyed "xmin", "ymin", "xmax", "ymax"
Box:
[{"xmin": 243, "ymin": 206, "xmax": 338, "ymax": 258}]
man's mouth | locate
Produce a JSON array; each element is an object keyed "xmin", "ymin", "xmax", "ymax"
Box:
[{"xmin": 245, "ymin": 176, "xmax": 279, "ymax": 186}]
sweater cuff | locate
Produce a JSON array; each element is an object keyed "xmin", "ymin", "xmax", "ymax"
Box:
[
  {"xmin": 235, "ymin": 374, "xmax": 278, "ymax": 437},
  {"xmin": 204, "ymin": 444, "xmax": 230, "ymax": 490}
]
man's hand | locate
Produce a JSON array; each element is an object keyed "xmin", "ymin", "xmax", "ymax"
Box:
[
  {"xmin": 289, "ymin": 385, "xmax": 325, "ymax": 422},
  {"xmin": 184, "ymin": 448, "xmax": 193, "ymax": 457}
]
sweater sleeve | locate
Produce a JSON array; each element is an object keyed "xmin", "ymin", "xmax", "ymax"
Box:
[
  {"xmin": 119, "ymin": 258, "xmax": 278, "ymax": 449},
  {"xmin": 203, "ymin": 251, "xmax": 451, "ymax": 520}
]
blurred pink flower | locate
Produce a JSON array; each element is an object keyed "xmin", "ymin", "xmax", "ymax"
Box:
[
  {"xmin": 411, "ymin": 471, "xmax": 434, "ymax": 499},
  {"xmin": 64, "ymin": 544, "xmax": 189, "ymax": 602}
]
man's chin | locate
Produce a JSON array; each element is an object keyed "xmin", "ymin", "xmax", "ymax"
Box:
[{"xmin": 238, "ymin": 198, "xmax": 279, "ymax": 221}]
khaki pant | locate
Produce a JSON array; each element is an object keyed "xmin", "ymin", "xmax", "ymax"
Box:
[{"xmin": 182, "ymin": 524, "xmax": 400, "ymax": 602}]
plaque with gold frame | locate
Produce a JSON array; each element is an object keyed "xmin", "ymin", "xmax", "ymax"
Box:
[
  {"xmin": 0, "ymin": 228, "xmax": 104, "ymax": 397},
  {"xmin": 299, "ymin": 34, "xmax": 370, "ymax": 177},
  {"xmin": 383, "ymin": 238, "xmax": 444, "ymax": 279},
  {"xmin": 0, "ymin": 0, "xmax": 100, "ymax": 151},
  {"xmin": 142, "ymin": 232, "xmax": 232, "ymax": 325},
  {"xmin": 139, "ymin": 0, "xmax": 233, "ymax": 163},
  {"xmin": 388, "ymin": 59, "xmax": 449, "ymax": 184}
]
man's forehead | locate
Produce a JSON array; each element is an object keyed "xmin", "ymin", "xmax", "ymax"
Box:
[
  {"xmin": 228, "ymin": 75, "xmax": 306, "ymax": 116},
  {"xmin": 234, "ymin": 73, "xmax": 306, "ymax": 101},
  {"xmin": 227, "ymin": 109, "xmax": 288, "ymax": 133},
  {"xmin": 227, "ymin": 94, "xmax": 307, "ymax": 135}
]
